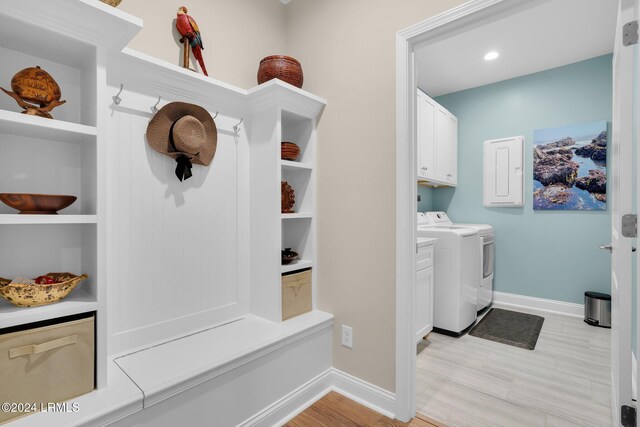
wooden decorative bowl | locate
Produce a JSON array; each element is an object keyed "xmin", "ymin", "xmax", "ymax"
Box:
[
  {"xmin": 281, "ymin": 181, "xmax": 295, "ymax": 213},
  {"xmin": 281, "ymin": 142, "xmax": 301, "ymax": 161},
  {"xmin": 0, "ymin": 273, "xmax": 88, "ymax": 307},
  {"xmin": 0, "ymin": 193, "xmax": 77, "ymax": 214},
  {"xmin": 258, "ymin": 56, "xmax": 304, "ymax": 88},
  {"xmin": 100, "ymin": 0, "xmax": 122, "ymax": 6}
]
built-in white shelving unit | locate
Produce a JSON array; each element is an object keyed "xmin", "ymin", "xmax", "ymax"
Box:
[
  {"xmin": 0, "ymin": 3, "xmax": 327, "ymax": 424},
  {"xmin": 249, "ymin": 86, "xmax": 324, "ymax": 323},
  {"xmin": 0, "ymin": 0, "xmax": 143, "ymax": 393}
]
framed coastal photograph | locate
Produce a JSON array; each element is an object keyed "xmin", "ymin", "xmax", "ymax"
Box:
[{"xmin": 533, "ymin": 121, "xmax": 607, "ymax": 210}]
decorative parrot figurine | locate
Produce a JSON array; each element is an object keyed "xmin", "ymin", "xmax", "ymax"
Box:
[{"xmin": 176, "ymin": 6, "xmax": 209, "ymax": 76}]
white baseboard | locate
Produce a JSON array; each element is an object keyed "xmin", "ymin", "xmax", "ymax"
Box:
[
  {"xmin": 246, "ymin": 368, "xmax": 396, "ymax": 426},
  {"xmin": 331, "ymin": 368, "xmax": 396, "ymax": 419},
  {"xmin": 243, "ymin": 369, "xmax": 333, "ymax": 427},
  {"xmin": 492, "ymin": 291, "xmax": 584, "ymax": 318}
]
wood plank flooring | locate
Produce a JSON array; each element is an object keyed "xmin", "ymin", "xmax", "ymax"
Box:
[
  {"xmin": 284, "ymin": 391, "xmax": 437, "ymax": 427},
  {"xmin": 416, "ymin": 305, "xmax": 612, "ymax": 427}
]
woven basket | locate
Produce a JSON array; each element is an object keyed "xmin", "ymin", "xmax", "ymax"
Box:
[
  {"xmin": 0, "ymin": 273, "xmax": 88, "ymax": 307},
  {"xmin": 99, "ymin": 0, "xmax": 122, "ymax": 7},
  {"xmin": 258, "ymin": 56, "xmax": 304, "ymax": 88}
]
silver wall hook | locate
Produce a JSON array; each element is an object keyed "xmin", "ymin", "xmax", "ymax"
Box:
[
  {"xmin": 233, "ymin": 118, "xmax": 243, "ymax": 134},
  {"xmin": 151, "ymin": 96, "xmax": 162, "ymax": 114},
  {"xmin": 212, "ymin": 111, "xmax": 219, "ymax": 119},
  {"xmin": 112, "ymin": 83, "xmax": 124, "ymax": 105}
]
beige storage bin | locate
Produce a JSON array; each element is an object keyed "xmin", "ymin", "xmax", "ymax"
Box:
[
  {"xmin": 282, "ymin": 269, "xmax": 312, "ymax": 320},
  {"xmin": 0, "ymin": 314, "xmax": 95, "ymax": 424}
]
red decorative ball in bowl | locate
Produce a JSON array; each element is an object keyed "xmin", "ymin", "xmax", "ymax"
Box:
[
  {"xmin": 0, "ymin": 193, "xmax": 77, "ymax": 214},
  {"xmin": 257, "ymin": 56, "xmax": 304, "ymax": 88}
]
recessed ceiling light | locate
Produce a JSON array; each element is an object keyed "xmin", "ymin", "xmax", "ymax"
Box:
[
  {"xmin": 484, "ymin": 51, "xmax": 500, "ymax": 61},
  {"xmin": 484, "ymin": 50, "xmax": 500, "ymax": 61}
]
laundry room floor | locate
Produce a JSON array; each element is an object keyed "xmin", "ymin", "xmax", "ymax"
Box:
[{"xmin": 416, "ymin": 306, "xmax": 612, "ymax": 427}]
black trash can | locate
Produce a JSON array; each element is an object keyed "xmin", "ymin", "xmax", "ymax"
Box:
[{"xmin": 584, "ymin": 291, "xmax": 611, "ymax": 328}]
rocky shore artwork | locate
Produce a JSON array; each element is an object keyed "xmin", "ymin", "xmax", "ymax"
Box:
[{"xmin": 533, "ymin": 121, "xmax": 607, "ymax": 210}]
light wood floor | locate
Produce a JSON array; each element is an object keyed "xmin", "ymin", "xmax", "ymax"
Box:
[
  {"xmin": 416, "ymin": 305, "xmax": 612, "ymax": 427},
  {"xmin": 284, "ymin": 391, "xmax": 437, "ymax": 426}
]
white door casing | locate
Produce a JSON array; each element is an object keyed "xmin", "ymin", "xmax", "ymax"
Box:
[
  {"xmin": 395, "ymin": 0, "xmax": 538, "ymax": 421},
  {"xmin": 611, "ymin": 1, "xmax": 637, "ymax": 425}
]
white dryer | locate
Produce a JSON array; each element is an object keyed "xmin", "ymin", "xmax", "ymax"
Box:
[
  {"xmin": 422, "ymin": 212, "xmax": 494, "ymax": 312},
  {"xmin": 417, "ymin": 214, "xmax": 479, "ymax": 335}
]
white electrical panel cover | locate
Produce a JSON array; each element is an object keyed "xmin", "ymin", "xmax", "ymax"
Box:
[{"xmin": 483, "ymin": 136, "xmax": 524, "ymax": 207}]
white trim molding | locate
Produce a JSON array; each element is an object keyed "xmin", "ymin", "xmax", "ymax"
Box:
[
  {"xmin": 395, "ymin": 0, "xmax": 552, "ymax": 421},
  {"xmin": 492, "ymin": 291, "xmax": 584, "ymax": 318},
  {"xmin": 331, "ymin": 369, "xmax": 396, "ymax": 419},
  {"xmin": 251, "ymin": 368, "xmax": 397, "ymax": 426},
  {"xmin": 633, "ymin": 351, "xmax": 637, "ymax": 401}
]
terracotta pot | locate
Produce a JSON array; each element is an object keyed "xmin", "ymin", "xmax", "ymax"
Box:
[{"xmin": 258, "ymin": 56, "xmax": 303, "ymax": 88}]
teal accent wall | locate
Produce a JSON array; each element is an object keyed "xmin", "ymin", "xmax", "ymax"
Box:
[
  {"xmin": 417, "ymin": 185, "xmax": 433, "ymax": 212},
  {"xmin": 432, "ymin": 54, "xmax": 613, "ymax": 304}
]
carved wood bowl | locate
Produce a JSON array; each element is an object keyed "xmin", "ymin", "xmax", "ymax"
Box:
[
  {"xmin": 281, "ymin": 142, "xmax": 301, "ymax": 161},
  {"xmin": 0, "ymin": 273, "xmax": 88, "ymax": 307},
  {"xmin": 257, "ymin": 56, "xmax": 304, "ymax": 88},
  {"xmin": 100, "ymin": 0, "xmax": 122, "ymax": 6},
  {"xmin": 0, "ymin": 193, "xmax": 77, "ymax": 214},
  {"xmin": 281, "ymin": 181, "xmax": 295, "ymax": 213}
]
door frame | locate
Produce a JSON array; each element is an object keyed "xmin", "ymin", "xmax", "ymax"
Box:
[{"xmin": 394, "ymin": 0, "xmax": 578, "ymax": 421}]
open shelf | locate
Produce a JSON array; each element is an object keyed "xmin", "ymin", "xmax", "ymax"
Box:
[
  {"xmin": 281, "ymin": 160, "xmax": 313, "ymax": 171},
  {"xmin": 0, "ymin": 215, "xmax": 98, "ymax": 225},
  {"xmin": 281, "ymin": 260, "xmax": 313, "ymax": 274},
  {"xmin": 0, "ymin": 110, "xmax": 97, "ymax": 145},
  {"xmin": 282, "ymin": 213, "xmax": 313, "ymax": 219},
  {"xmin": 0, "ymin": 288, "xmax": 97, "ymax": 329}
]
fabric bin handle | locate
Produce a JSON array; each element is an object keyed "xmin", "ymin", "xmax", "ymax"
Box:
[
  {"xmin": 9, "ymin": 335, "xmax": 78, "ymax": 359},
  {"xmin": 285, "ymin": 280, "xmax": 307, "ymax": 296}
]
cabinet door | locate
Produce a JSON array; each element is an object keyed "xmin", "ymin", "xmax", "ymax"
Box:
[
  {"xmin": 435, "ymin": 106, "xmax": 457, "ymax": 185},
  {"xmin": 417, "ymin": 91, "xmax": 436, "ymax": 179},
  {"xmin": 415, "ymin": 265, "xmax": 434, "ymax": 343}
]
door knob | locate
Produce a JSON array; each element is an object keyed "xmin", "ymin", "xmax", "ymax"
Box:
[{"xmin": 599, "ymin": 244, "xmax": 613, "ymax": 252}]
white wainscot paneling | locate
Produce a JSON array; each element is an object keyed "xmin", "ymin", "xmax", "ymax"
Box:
[{"xmin": 107, "ymin": 90, "xmax": 246, "ymax": 354}]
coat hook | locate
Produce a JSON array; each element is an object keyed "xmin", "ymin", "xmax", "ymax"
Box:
[
  {"xmin": 112, "ymin": 83, "xmax": 124, "ymax": 105},
  {"xmin": 151, "ymin": 96, "xmax": 162, "ymax": 114},
  {"xmin": 212, "ymin": 111, "xmax": 219, "ymax": 119},
  {"xmin": 233, "ymin": 117, "xmax": 243, "ymax": 134}
]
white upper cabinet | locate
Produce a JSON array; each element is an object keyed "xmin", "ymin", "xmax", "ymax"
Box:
[{"xmin": 416, "ymin": 89, "xmax": 457, "ymax": 186}]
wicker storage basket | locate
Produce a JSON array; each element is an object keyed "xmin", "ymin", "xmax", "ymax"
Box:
[
  {"xmin": 257, "ymin": 56, "xmax": 304, "ymax": 88},
  {"xmin": 0, "ymin": 273, "xmax": 88, "ymax": 307}
]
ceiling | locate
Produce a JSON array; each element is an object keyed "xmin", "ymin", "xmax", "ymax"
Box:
[{"xmin": 415, "ymin": 0, "xmax": 618, "ymax": 97}]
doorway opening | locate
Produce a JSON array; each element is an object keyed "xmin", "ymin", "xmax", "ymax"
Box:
[{"xmin": 395, "ymin": 0, "xmax": 638, "ymax": 425}]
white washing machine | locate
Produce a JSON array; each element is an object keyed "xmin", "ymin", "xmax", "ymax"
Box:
[
  {"xmin": 421, "ymin": 212, "xmax": 494, "ymax": 312},
  {"xmin": 417, "ymin": 214, "xmax": 479, "ymax": 335}
]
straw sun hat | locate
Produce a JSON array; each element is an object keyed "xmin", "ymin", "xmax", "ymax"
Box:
[{"xmin": 146, "ymin": 102, "xmax": 217, "ymax": 181}]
